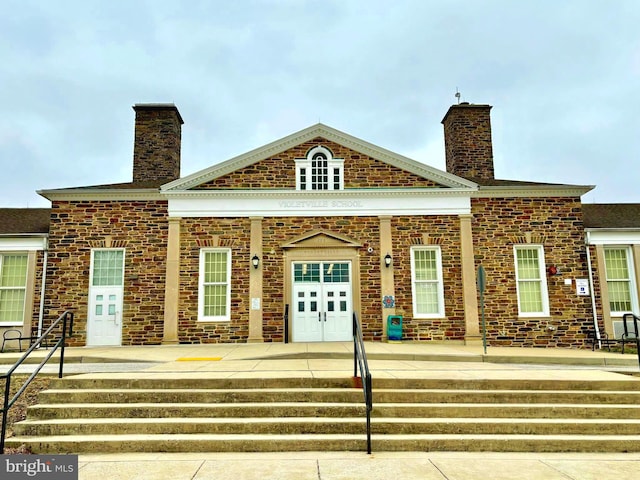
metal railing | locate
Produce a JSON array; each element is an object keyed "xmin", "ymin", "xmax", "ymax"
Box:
[
  {"xmin": 622, "ymin": 313, "xmax": 640, "ymax": 370},
  {"xmin": 1, "ymin": 310, "xmax": 74, "ymax": 452},
  {"xmin": 352, "ymin": 312, "xmax": 372, "ymax": 454},
  {"xmin": 283, "ymin": 304, "xmax": 289, "ymax": 344}
]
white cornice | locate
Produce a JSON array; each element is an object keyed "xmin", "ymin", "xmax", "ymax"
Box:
[
  {"xmin": 0, "ymin": 236, "xmax": 47, "ymax": 250},
  {"xmin": 167, "ymin": 189, "xmax": 472, "ymax": 218},
  {"xmin": 586, "ymin": 229, "xmax": 640, "ymax": 245},
  {"xmin": 162, "ymin": 188, "xmax": 472, "ymax": 199},
  {"xmin": 161, "ymin": 123, "xmax": 477, "ymax": 192},
  {"xmin": 471, "ymin": 185, "xmax": 594, "ymax": 198},
  {"xmin": 37, "ymin": 188, "xmax": 165, "ymax": 202}
]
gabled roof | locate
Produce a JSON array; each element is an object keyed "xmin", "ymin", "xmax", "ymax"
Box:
[
  {"xmin": 162, "ymin": 123, "xmax": 478, "ymax": 192},
  {"xmin": 0, "ymin": 208, "xmax": 50, "ymax": 235},
  {"xmin": 583, "ymin": 204, "xmax": 640, "ymax": 229}
]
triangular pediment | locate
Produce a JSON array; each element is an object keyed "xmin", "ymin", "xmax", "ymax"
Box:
[
  {"xmin": 281, "ymin": 229, "xmax": 362, "ymax": 249},
  {"xmin": 161, "ymin": 123, "xmax": 477, "ymax": 192}
]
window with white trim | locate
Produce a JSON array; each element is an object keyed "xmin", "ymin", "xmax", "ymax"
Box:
[
  {"xmin": 604, "ymin": 247, "xmax": 637, "ymax": 314},
  {"xmin": 198, "ymin": 249, "xmax": 231, "ymax": 321},
  {"xmin": 91, "ymin": 249, "xmax": 125, "ymax": 287},
  {"xmin": 514, "ymin": 245, "xmax": 549, "ymax": 316},
  {"xmin": 0, "ymin": 253, "xmax": 28, "ymax": 324},
  {"xmin": 295, "ymin": 146, "xmax": 344, "ymax": 190},
  {"xmin": 411, "ymin": 247, "xmax": 445, "ymax": 317}
]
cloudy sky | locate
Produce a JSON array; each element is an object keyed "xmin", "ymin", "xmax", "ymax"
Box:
[{"xmin": 1, "ymin": 0, "xmax": 639, "ymax": 207}]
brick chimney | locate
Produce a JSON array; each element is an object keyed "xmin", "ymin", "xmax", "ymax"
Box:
[
  {"xmin": 441, "ymin": 103, "xmax": 494, "ymax": 180},
  {"xmin": 132, "ymin": 104, "xmax": 184, "ymax": 184}
]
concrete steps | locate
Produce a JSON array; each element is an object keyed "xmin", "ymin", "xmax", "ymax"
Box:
[
  {"xmin": 8, "ymin": 375, "xmax": 640, "ymax": 453},
  {"xmin": 11, "ymin": 433, "xmax": 640, "ymax": 454},
  {"xmin": 36, "ymin": 388, "xmax": 640, "ymax": 404}
]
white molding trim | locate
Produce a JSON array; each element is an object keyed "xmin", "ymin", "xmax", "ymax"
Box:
[
  {"xmin": 0, "ymin": 236, "xmax": 47, "ymax": 251},
  {"xmin": 472, "ymin": 185, "xmax": 593, "ymax": 198},
  {"xmin": 167, "ymin": 189, "xmax": 472, "ymax": 218},
  {"xmin": 586, "ymin": 229, "xmax": 640, "ymax": 245},
  {"xmin": 37, "ymin": 188, "xmax": 165, "ymax": 202}
]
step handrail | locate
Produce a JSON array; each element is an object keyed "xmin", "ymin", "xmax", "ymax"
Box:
[
  {"xmin": 352, "ymin": 312, "xmax": 372, "ymax": 454},
  {"xmin": 1, "ymin": 309, "xmax": 74, "ymax": 452},
  {"xmin": 283, "ymin": 304, "xmax": 289, "ymax": 344},
  {"xmin": 622, "ymin": 313, "xmax": 640, "ymax": 370}
]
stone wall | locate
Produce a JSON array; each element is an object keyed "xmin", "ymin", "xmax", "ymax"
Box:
[
  {"xmin": 391, "ymin": 215, "xmax": 465, "ymax": 341},
  {"xmin": 44, "ymin": 200, "xmax": 169, "ymax": 346},
  {"xmin": 174, "ymin": 214, "xmax": 470, "ymax": 344},
  {"xmin": 470, "ymin": 196, "xmax": 593, "ymax": 347},
  {"xmin": 177, "ymin": 218, "xmax": 251, "ymax": 343}
]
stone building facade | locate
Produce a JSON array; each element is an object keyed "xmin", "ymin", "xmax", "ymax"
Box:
[{"xmin": 1, "ymin": 102, "xmax": 637, "ymax": 349}]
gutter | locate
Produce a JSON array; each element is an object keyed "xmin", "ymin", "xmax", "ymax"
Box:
[
  {"xmin": 37, "ymin": 239, "xmax": 49, "ymax": 338},
  {"xmin": 585, "ymin": 231, "xmax": 601, "ymax": 347}
]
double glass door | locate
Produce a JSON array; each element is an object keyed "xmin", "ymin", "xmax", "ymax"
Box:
[{"xmin": 292, "ymin": 262, "xmax": 352, "ymax": 342}]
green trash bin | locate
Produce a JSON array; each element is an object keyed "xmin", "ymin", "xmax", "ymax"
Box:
[{"xmin": 387, "ymin": 315, "xmax": 403, "ymax": 341}]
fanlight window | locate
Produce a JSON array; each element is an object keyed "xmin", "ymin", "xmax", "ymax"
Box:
[{"xmin": 296, "ymin": 146, "xmax": 344, "ymax": 190}]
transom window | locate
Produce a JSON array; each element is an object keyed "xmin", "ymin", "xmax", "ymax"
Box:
[
  {"xmin": 296, "ymin": 146, "xmax": 344, "ymax": 190},
  {"xmin": 91, "ymin": 249, "xmax": 125, "ymax": 287},
  {"xmin": 0, "ymin": 253, "xmax": 28, "ymax": 324},
  {"xmin": 514, "ymin": 245, "xmax": 549, "ymax": 316},
  {"xmin": 199, "ymin": 249, "xmax": 231, "ymax": 321},
  {"xmin": 411, "ymin": 247, "xmax": 445, "ymax": 317}
]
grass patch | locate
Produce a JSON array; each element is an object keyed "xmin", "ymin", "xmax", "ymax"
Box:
[{"xmin": 0, "ymin": 374, "xmax": 52, "ymax": 454}]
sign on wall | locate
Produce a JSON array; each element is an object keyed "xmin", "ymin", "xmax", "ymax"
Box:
[{"xmin": 576, "ymin": 279, "xmax": 590, "ymax": 296}]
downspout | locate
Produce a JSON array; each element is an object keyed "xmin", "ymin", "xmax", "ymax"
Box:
[
  {"xmin": 585, "ymin": 232, "xmax": 601, "ymax": 347},
  {"xmin": 37, "ymin": 238, "xmax": 48, "ymax": 338}
]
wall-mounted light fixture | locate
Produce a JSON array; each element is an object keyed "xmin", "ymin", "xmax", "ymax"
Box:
[
  {"xmin": 252, "ymin": 254, "xmax": 260, "ymax": 269},
  {"xmin": 384, "ymin": 253, "xmax": 392, "ymax": 268}
]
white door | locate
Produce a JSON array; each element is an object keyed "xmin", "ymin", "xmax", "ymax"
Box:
[
  {"xmin": 293, "ymin": 284, "xmax": 323, "ymax": 342},
  {"xmin": 322, "ymin": 283, "xmax": 352, "ymax": 341},
  {"xmin": 87, "ymin": 249, "xmax": 124, "ymax": 346},
  {"xmin": 292, "ymin": 262, "xmax": 352, "ymax": 342}
]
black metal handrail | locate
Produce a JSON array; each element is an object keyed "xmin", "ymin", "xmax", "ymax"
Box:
[
  {"xmin": 284, "ymin": 304, "xmax": 289, "ymax": 344},
  {"xmin": 1, "ymin": 310, "xmax": 74, "ymax": 452},
  {"xmin": 352, "ymin": 312, "xmax": 372, "ymax": 454},
  {"xmin": 622, "ymin": 313, "xmax": 640, "ymax": 370}
]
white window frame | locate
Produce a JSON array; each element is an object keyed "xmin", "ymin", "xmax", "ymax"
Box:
[
  {"xmin": 89, "ymin": 248, "xmax": 126, "ymax": 287},
  {"xmin": 295, "ymin": 146, "xmax": 344, "ymax": 191},
  {"xmin": 198, "ymin": 248, "xmax": 232, "ymax": 322},
  {"xmin": 514, "ymin": 245, "xmax": 550, "ymax": 317},
  {"xmin": 410, "ymin": 246, "xmax": 445, "ymax": 318},
  {"xmin": 604, "ymin": 246, "xmax": 638, "ymax": 316},
  {"xmin": 0, "ymin": 252, "xmax": 29, "ymax": 326}
]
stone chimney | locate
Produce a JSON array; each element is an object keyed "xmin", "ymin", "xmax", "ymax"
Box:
[
  {"xmin": 132, "ymin": 103, "xmax": 184, "ymax": 184},
  {"xmin": 441, "ymin": 103, "xmax": 494, "ymax": 180}
]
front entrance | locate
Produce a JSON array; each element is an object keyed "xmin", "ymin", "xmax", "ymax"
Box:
[
  {"xmin": 87, "ymin": 249, "xmax": 124, "ymax": 346},
  {"xmin": 292, "ymin": 262, "xmax": 352, "ymax": 342}
]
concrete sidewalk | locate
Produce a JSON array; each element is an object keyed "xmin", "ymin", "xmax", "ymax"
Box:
[
  {"xmin": 77, "ymin": 451, "xmax": 640, "ymax": 480},
  {"xmin": 3, "ymin": 341, "xmax": 640, "ymax": 377},
  {"xmin": 3, "ymin": 342, "xmax": 640, "ymax": 479}
]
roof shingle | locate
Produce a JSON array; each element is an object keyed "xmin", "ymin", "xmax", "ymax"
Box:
[{"xmin": 0, "ymin": 208, "xmax": 51, "ymax": 234}]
